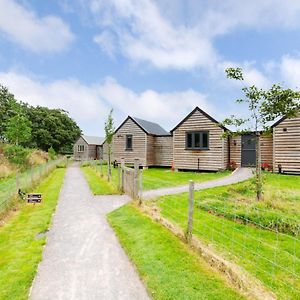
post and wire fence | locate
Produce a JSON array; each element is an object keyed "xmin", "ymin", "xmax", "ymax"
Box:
[
  {"xmin": 85, "ymin": 158, "xmax": 142, "ymax": 200},
  {"xmin": 0, "ymin": 158, "xmax": 66, "ymax": 215},
  {"xmin": 142, "ymin": 180, "xmax": 300, "ymax": 299}
]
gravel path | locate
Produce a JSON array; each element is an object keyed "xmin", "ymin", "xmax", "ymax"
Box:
[
  {"xmin": 142, "ymin": 167, "xmax": 253, "ymax": 199},
  {"xmin": 30, "ymin": 165, "xmax": 150, "ymax": 300}
]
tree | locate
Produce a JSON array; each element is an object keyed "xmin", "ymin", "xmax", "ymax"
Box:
[
  {"xmin": 4, "ymin": 111, "xmax": 32, "ymax": 146},
  {"xmin": 223, "ymin": 67, "xmax": 300, "ymax": 200},
  {"xmin": 0, "ymin": 85, "xmax": 19, "ymax": 139},
  {"xmin": 23, "ymin": 105, "xmax": 81, "ymax": 153},
  {"xmin": 104, "ymin": 109, "xmax": 115, "ymax": 181}
]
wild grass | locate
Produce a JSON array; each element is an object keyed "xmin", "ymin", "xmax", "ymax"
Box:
[
  {"xmin": 81, "ymin": 166, "xmax": 119, "ymax": 195},
  {"xmin": 0, "ymin": 168, "xmax": 66, "ymax": 300},
  {"xmin": 108, "ymin": 204, "xmax": 244, "ymax": 300},
  {"xmin": 195, "ymin": 172, "xmax": 300, "ymax": 235},
  {"xmin": 153, "ymin": 173, "xmax": 300, "ymax": 299}
]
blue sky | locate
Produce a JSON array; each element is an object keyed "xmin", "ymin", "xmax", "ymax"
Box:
[{"xmin": 1, "ymin": 0, "xmax": 300, "ymax": 136}]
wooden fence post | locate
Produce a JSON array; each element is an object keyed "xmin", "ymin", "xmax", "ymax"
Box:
[
  {"xmin": 100, "ymin": 159, "xmax": 103, "ymax": 177},
  {"xmin": 187, "ymin": 180, "xmax": 194, "ymax": 242},
  {"xmin": 139, "ymin": 169, "xmax": 143, "ymax": 205},
  {"xmin": 121, "ymin": 158, "xmax": 125, "ymax": 192},
  {"xmin": 118, "ymin": 163, "xmax": 121, "ymax": 192},
  {"xmin": 133, "ymin": 159, "xmax": 139, "ymax": 200}
]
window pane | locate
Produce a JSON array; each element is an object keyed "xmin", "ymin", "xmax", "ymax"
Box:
[
  {"xmin": 186, "ymin": 133, "xmax": 192, "ymax": 148},
  {"xmin": 194, "ymin": 133, "xmax": 200, "ymax": 148},
  {"xmin": 202, "ymin": 133, "xmax": 208, "ymax": 148},
  {"xmin": 126, "ymin": 135, "xmax": 132, "ymax": 149}
]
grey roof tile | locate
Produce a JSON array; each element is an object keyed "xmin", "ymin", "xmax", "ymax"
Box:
[
  {"xmin": 82, "ymin": 135, "xmax": 105, "ymax": 145},
  {"xmin": 132, "ymin": 117, "xmax": 170, "ymax": 136}
]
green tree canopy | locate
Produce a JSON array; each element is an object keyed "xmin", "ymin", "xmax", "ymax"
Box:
[
  {"xmin": 223, "ymin": 67, "xmax": 300, "ymax": 200},
  {"xmin": 0, "ymin": 84, "xmax": 81, "ymax": 153}
]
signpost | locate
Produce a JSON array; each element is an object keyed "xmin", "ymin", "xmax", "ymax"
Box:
[{"xmin": 27, "ymin": 193, "xmax": 42, "ymax": 204}]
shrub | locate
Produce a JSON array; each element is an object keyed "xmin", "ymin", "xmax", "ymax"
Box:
[
  {"xmin": 48, "ymin": 146, "xmax": 57, "ymax": 160},
  {"xmin": 4, "ymin": 145, "xmax": 31, "ymax": 166},
  {"xmin": 228, "ymin": 160, "xmax": 237, "ymax": 171},
  {"xmin": 261, "ymin": 161, "xmax": 271, "ymax": 171}
]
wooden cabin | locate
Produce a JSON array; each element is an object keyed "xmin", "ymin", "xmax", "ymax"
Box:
[
  {"xmin": 229, "ymin": 134, "xmax": 273, "ymax": 168},
  {"xmin": 272, "ymin": 113, "xmax": 300, "ymax": 173},
  {"xmin": 112, "ymin": 116, "xmax": 172, "ymax": 167},
  {"xmin": 171, "ymin": 107, "xmax": 229, "ymax": 171},
  {"xmin": 73, "ymin": 135, "xmax": 104, "ymax": 161}
]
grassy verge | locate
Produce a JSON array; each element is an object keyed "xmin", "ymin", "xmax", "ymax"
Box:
[
  {"xmin": 81, "ymin": 166, "xmax": 119, "ymax": 195},
  {"xmin": 99, "ymin": 164, "xmax": 230, "ymax": 190},
  {"xmin": 194, "ymin": 172, "xmax": 300, "ymax": 235},
  {"xmin": 0, "ymin": 168, "xmax": 66, "ymax": 300},
  {"xmin": 155, "ymin": 185, "xmax": 300, "ymax": 299},
  {"xmin": 108, "ymin": 204, "xmax": 244, "ymax": 300}
]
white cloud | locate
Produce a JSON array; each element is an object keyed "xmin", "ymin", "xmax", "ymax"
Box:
[
  {"xmin": 0, "ymin": 71, "xmax": 214, "ymax": 135},
  {"xmin": 0, "ymin": 0, "xmax": 74, "ymax": 52},
  {"xmin": 89, "ymin": 0, "xmax": 300, "ymax": 70},
  {"xmin": 92, "ymin": 0, "xmax": 218, "ymax": 70},
  {"xmin": 280, "ymin": 55, "xmax": 300, "ymax": 88}
]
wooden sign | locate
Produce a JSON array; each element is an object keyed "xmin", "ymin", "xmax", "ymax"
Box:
[{"xmin": 27, "ymin": 193, "xmax": 42, "ymax": 204}]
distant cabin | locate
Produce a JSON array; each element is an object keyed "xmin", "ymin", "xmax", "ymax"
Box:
[
  {"xmin": 272, "ymin": 112, "xmax": 300, "ymax": 174},
  {"xmin": 171, "ymin": 107, "xmax": 229, "ymax": 171},
  {"xmin": 73, "ymin": 135, "xmax": 104, "ymax": 161},
  {"xmin": 113, "ymin": 116, "xmax": 172, "ymax": 167}
]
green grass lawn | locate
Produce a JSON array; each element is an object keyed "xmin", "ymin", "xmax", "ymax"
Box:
[
  {"xmin": 153, "ymin": 173, "xmax": 300, "ymax": 299},
  {"xmin": 96, "ymin": 164, "xmax": 230, "ymax": 191},
  {"xmin": 194, "ymin": 172, "xmax": 300, "ymax": 235},
  {"xmin": 0, "ymin": 168, "xmax": 66, "ymax": 300},
  {"xmin": 81, "ymin": 166, "xmax": 119, "ymax": 195},
  {"xmin": 108, "ymin": 204, "xmax": 244, "ymax": 300}
]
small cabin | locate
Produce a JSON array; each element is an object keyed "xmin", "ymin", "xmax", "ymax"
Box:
[
  {"xmin": 113, "ymin": 116, "xmax": 172, "ymax": 167},
  {"xmin": 73, "ymin": 135, "xmax": 104, "ymax": 161},
  {"xmin": 272, "ymin": 113, "xmax": 300, "ymax": 174},
  {"xmin": 171, "ymin": 107, "xmax": 229, "ymax": 171},
  {"xmin": 229, "ymin": 134, "xmax": 273, "ymax": 168}
]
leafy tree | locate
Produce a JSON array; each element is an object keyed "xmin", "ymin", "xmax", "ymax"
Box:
[
  {"xmin": 4, "ymin": 106, "xmax": 32, "ymax": 146},
  {"xmin": 23, "ymin": 105, "xmax": 81, "ymax": 153},
  {"xmin": 223, "ymin": 67, "xmax": 300, "ymax": 200},
  {"xmin": 104, "ymin": 109, "xmax": 115, "ymax": 181},
  {"xmin": 0, "ymin": 85, "xmax": 19, "ymax": 138}
]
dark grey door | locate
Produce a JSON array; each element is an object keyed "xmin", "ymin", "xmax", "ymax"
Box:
[{"xmin": 241, "ymin": 135, "xmax": 256, "ymax": 167}]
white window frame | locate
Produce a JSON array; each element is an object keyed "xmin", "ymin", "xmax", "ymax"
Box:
[{"xmin": 77, "ymin": 144, "xmax": 85, "ymax": 152}]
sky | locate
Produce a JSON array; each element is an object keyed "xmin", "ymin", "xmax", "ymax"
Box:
[{"xmin": 1, "ymin": 0, "xmax": 300, "ymax": 136}]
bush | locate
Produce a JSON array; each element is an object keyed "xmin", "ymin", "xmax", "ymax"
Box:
[
  {"xmin": 48, "ymin": 146, "xmax": 57, "ymax": 160},
  {"xmin": 4, "ymin": 145, "xmax": 31, "ymax": 166},
  {"xmin": 227, "ymin": 160, "xmax": 237, "ymax": 171}
]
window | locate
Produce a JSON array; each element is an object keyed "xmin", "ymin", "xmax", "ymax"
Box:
[
  {"xmin": 77, "ymin": 144, "xmax": 85, "ymax": 152},
  {"xmin": 126, "ymin": 134, "xmax": 133, "ymax": 150},
  {"xmin": 185, "ymin": 131, "xmax": 209, "ymax": 149}
]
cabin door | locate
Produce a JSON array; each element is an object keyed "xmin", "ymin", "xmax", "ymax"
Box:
[{"xmin": 241, "ymin": 135, "xmax": 256, "ymax": 167}]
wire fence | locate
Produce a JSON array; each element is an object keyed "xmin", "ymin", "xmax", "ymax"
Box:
[
  {"xmin": 84, "ymin": 158, "xmax": 142, "ymax": 199},
  {"xmin": 143, "ymin": 181, "xmax": 300, "ymax": 299},
  {"xmin": 0, "ymin": 158, "xmax": 65, "ymax": 215}
]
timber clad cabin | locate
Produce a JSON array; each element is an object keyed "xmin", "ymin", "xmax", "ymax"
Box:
[
  {"xmin": 112, "ymin": 116, "xmax": 172, "ymax": 167},
  {"xmin": 171, "ymin": 107, "xmax": 229, "ymax": 171},
  {"xmin": 79, "ymin": 107, "xmax": 299, "ymax": 173},
  {"xmin": 272, "ymin": 112, "xmax": 300, "ymax": 174},
  {"xmin": 73, "ymin": 135, "xmax": 104, "ymax": 161}
]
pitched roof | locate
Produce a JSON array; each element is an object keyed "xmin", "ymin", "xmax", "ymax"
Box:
[
  {"xmin": 132, "ymin": 117, "xmax": 170, "ymax": 136},
  {"xmin": 114, "ymin": 116, "xmax": 170, "ymax": 136},
  {"xmin": 82, "ymin": 135, "xmax": 105, "ymax": 145},
  {"xmin": 171, "ymin": 107, "xmax": 228, "ymax": 132}
]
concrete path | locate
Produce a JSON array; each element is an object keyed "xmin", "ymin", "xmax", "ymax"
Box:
[
  {"xmin": 142, "ymin": 167, "xmax": 253, "ymax": 199},
  {"xmin": 30, "ymin": 165, "xmax": 150, "ymax": 300}
]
